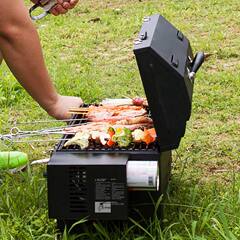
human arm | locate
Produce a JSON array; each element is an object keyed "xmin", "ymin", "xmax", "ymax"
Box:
[{"xmin": 0, "ymin": 0, "xmax": 82, "ymax": 119}]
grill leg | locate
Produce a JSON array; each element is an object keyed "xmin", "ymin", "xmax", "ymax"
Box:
[
  {"xmin": 129, "ymin": 192, "xmax": 164, "ymax": 220},
  {"xmin": 57, "ymin": 219, "xmax": 67, "ymax": 232},
  {"xmin": 57, "ymin": 219, "xmax": 90, "ymax": 234}
]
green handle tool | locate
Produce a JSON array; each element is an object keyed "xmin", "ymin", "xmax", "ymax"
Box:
[{"xmin": 0, "ymin": 152, "xmax": 28, "ymax": 170}]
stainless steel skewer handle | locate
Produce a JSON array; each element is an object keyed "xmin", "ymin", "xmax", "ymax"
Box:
[{"xmin": 29, "ymin": 0, "xmax": 57, "ymax": 21}]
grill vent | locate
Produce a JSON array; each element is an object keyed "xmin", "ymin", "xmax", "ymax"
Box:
[{"xmin": 69, "ymin": 167, "xmax": 88, "ymax": 213}]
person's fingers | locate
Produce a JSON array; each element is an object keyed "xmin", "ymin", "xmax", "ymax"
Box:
[
  {"xmin": 62, "ymin": 2, "xmax": 71, "ymax": 9},
  {"xmin": 50, "ymin": 8, "xmax": 59, "ymax": 16},
  {"xmin": 50, "ymin": 0, "xmax": 78, "ymax": 15},
  {"xmin": 53, "ymin": 4, "xmax": 68, "ymax": 14},
  {"xmin": 69, "ymin": 0, "xmax": 79, "ymax": 9}
]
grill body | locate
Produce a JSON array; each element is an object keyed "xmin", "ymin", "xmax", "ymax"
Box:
[{"xmin": 48, "ymin": 148, "xmax": 172, "ymax": 221}]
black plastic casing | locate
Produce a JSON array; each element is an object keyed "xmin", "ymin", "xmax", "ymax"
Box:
[
  {"xmin": 48, "ymin": 151, "xmax": 172, "ymax": 221},
  {"xmin": 134, "ymin": 14, "xmax": 195, "ymax": 151}
]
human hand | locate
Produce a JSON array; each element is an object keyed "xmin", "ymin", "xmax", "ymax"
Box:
[
  {"xmin": 47, "ymin": 95, "xmax": 83, "ymax": 120},
  {"xmin": 50, "ymin": 0, "xmax": 79, "ymax": 16}
]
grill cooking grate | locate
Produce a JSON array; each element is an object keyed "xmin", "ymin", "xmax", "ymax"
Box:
[{"xmin": 56, "ymin": 105, "xmax": 158, "ymax": 152}]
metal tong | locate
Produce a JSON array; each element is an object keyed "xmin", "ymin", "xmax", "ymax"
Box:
[
  {"xmin": 0, "ymin": 126, "xmax": 65, "ymax": 146},
  {"xmin": 0, "ymin": 118, "xmax": 86, "ymax": 146},
  {"xmin": 29, "ymin": 0, "xmax": 57, "ymax": 21}
]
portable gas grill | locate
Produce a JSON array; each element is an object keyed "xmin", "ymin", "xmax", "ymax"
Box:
[{"xmin": 47, "ymin": 14, "xmax": 204, "ymax": 228}]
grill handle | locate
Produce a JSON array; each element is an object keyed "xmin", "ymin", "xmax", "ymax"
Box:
[
  {"xmin": 189, "ymin": 52, "xmax": 205, "ymax": 80},
  {"xmin": 192, "ymin": 52, "xmax": 205, "ymax": 73}
]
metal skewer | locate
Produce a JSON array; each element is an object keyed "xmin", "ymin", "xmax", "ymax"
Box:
[
  {"xmin": 10, "ymin": 122, "xmax": 90, "ymax": 135},
  {"xmin": 0, "ymin": 133, "xmax": 71, "ymax": 146},
  {"xmin": 9, "ymin": 139, "xmax": 70, "ymax": 144},
  {"xmin": 0, "ymin": 122, "xmax": 88, "ymax": 146},
  {"xmin": 10, "ymin": 118, "xmax": 87, "ymax": 125}
]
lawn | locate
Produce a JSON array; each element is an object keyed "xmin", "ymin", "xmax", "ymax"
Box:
[{"xmin": 0, "ymin": 0, "xmax": 240, "ymax": 239}]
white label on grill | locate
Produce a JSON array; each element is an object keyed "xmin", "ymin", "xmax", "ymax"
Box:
[
  {"xmin": 95, "ymin": 202, "xmax": 111, "ymax": 213},
  {"xmin": 127, "ymin": 161, "xmax": 159, "ymax": 190}
]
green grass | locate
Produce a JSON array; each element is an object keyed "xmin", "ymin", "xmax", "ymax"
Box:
[{"xmin": 0, "ymin": 0, "xmax": 240, "ymax": 239}]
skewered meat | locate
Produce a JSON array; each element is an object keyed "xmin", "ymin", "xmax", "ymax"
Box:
[
  {"xmin": 115, "ymin": 116, "xmax": 152, "ymax": 125},
  {"xmin": 113, "ymin": 123, "xmax": 153, "ymax": 131},
  {"xmin": 64, "ymin": 122, "xmax": 110, "ymax": 134},
  {"xmin": 132, "ymin": 97, "xmax": 148, "ymax": 107},
  {"xmin": 101, "ymin": 98, "xmax": 133, "ymax": 106},
  {"xmin": 100, "ymin": 98, "xmax": 148, "ymax": 107},
  {"xmin": 88, "ymin": 105, "xmax": 143, "ymax": 113},
  {"xmin": 64, "ymin": 122, "xmax": 153, "ymax": 134},
  {"xmin": 117, "ymin": 109, "xmax": 146, "ymax": 117},
  {"xmin": 87, "ymin": 105, "xmax": 147, "ymax": 122}
]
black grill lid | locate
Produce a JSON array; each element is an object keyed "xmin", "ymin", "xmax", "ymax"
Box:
[{"xmin": 134, "ymin": 14, "xmax": 204, "ymax": 151}]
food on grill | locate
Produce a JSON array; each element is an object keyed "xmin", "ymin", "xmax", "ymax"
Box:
[
  {"xmin": 132, "ymin": 129, "xmax": 144, "ymax": 143},
  {"xmin": 64, "ymin": 132, "xmax": 90, "ymax": 149},
  {"xmin": 64, "ymin": 122, "xmax": 110, "ymax": 134},
  {"xmin": 147, "ymin": 128, "xmax": 157, "ymax": 139},
  {"xmin": 100, "ymin": 97, "xmax": 148, "ymax": 107},
  {"xmin": 131, "ymin": 128, "xmax": 156, "ymax": 145},
  {"xmin": 115, "ymin": 116, "xmax": 152, "ymax": 125},
  {"xmin": 64, "ymin": 102, "xmax": 155, "ymax": 149},
  {"xmin": 64, "ymin": 130, "xmax": 113, "ymax": 148},
  {"xmin": 101, "ymin": 98, "xmax": 133, "ymax": 106},
  {"xmin": 132, "ymin": 97, "xmax": 148, "ymax": 107},
  {"xmin": 64, "ymin": 122, "xmax": 153, "ymax": 134},
  {"xmin": 143, "ymin": 129, "xmax": 155, "ymax": 145},
  {"xmin": 87, "ymin": 105, "xmax": 147, "ymax": 122},
  {"xmin": 88, "ymin": 130, "xmax": 110, "ymax": 145},
  {"xmin": 64, "ymin": 126, "xmax": 156, "ymax": 149},
  {"xmin": 107, "ymin": 127, "xmax": 115, "ymax": 147},
  {"xmin": 113, "ymin": 123, "xmax": 153, "ymax": 131},
  {"xmin": 99, "ymin": 133, "xmax": 111, "ymax": 146},
  {"xmin": 112, "ymin": 128, "xmax": 133, "ymax": 147}
]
